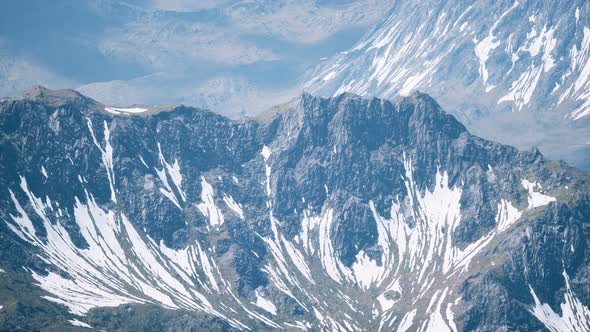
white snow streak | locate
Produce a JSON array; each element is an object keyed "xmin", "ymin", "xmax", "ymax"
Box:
[
  {"xmin": 69, "ymin": 319, "xmax": 92, "ymax": 328},
  {"xmin": 529, "ymin": 271, "xmax": 590, "ymax": 332},
  {"xmin": 87, "ymin": 119, "xmax": 117, "ymax": 203},
  {"xmin": 197, "ymin": 177, "xmax": 225, "ymax": 227},
  {"xmin": 155, "ymin": 143, "xmax": 186, "ymax": 209},
  {"xmin": 104, "ymin": 107, "xmax": 148, "ymax": 114}
]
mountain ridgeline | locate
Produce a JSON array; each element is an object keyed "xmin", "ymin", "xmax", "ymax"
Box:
[{"xmin": 0, "ymin": 87, "xmax": 589, "ymax": 331}]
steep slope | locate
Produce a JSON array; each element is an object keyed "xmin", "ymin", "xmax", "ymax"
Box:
[
  {"xmin": 305, "ymin": 0, "xmax": 590, "ymax": 170},
  {"xmin": 0, "ymin": 87, "xmax": 589, "ymax": 331}
]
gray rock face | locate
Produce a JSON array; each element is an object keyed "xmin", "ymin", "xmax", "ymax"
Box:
[
  {"xmin": 305, "ymin": 0, "xmax": 590, "ymax": 170},
  {"xmin": 0, "ymin": 87, "xmax": 589, "ymax": 331}
]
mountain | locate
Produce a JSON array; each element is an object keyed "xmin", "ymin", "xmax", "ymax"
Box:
[
  {"xmin": 305, "ymin": 0, "xmax": 590, "ymax": 170},
  {"xmin": 0, "ymin": 86, "xmax": 589, "ymax": 331}
]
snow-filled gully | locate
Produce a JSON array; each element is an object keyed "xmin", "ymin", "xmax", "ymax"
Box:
[{"xmin": 5, "ymin": 143, "xmax": 583, "ymax": 331}]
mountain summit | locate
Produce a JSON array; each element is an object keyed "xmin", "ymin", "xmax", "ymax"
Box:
[{"xmin": 0, "ymin": 88, "xmax": 589, "ymax": 331}]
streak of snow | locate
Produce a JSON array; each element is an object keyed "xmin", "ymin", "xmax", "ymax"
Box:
[
  {"xmin": 222, "ymin": 194, "xmax": 244, "ymax": 219},
  {"xmin": 261, "ymin": 146, "xmax": 272, "ymax": 196},
  {"xmin": 529, "ymin": 271, "xmax": 590, "ymax": 332},
  {"xmin": 197, "ymin": 177, "xmax": 225, "ymax": 227},
  {"xmin": 155, "ymin": 143, "xmax": 186, "ymax": 209},
  {"xmin": 397, "ymin": 309, "xmax": 416, "ymax": 332},
  {"xmin": 69, "ymin": 319, "xmax": 92, "ymax": 328},
  {"xmin": 87, "ymin": 119, "xmax": 117, "ymax": 203}
]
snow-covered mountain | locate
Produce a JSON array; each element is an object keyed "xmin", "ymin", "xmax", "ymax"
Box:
[
  {"xmin": 305, "ymin": 0, "xmax": 590, "ymax": 169},
  {"xmin": 0, "ymin": 87, "xmax": 589, "ymax": 331}
]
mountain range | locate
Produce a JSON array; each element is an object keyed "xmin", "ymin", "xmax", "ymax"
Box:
[{"xmin": 0, "ymin": 86, "xmax": 589, "ymax": 331}]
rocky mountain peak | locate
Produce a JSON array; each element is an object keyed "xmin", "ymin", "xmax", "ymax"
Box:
[
  {"xmin": 276, "ymin": 91, "xmax": 468, "ymax": 148},
  {"xmin": 21, "ymin": 85, "xmax": 97, "ymax": 109}
]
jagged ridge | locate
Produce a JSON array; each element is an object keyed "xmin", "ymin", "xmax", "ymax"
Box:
[{"xmin": 0, "ymin": 88, "xmax": 589, "ymax": 331}]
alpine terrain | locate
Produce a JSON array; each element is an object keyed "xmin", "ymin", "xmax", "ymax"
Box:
[
  {"xmin": 0, "ymin": 86, "xmax": 589, "ymax": 331},
  {"xmin": 305, "ymin": 0, "xmax": 590, "ymax": 169}
]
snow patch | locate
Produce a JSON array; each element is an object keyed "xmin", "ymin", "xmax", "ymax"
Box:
[
  {"xmin": 521, "ymin": 179, "xmax": 556, "ymax": 209},
  {"xmin": 495, "ymin": 199, "xmax": 522, "ymax": 233},
  {"xmin": 261, "ymin": 146, "xmax": 272, "ymax": 196},
  {"xmin": 104, "ymin": 107, "xmax": 148, "ymax": 114},
  {"xmin": 351, "ymin": 250, "xmax": 384, "ymax": 291},
  {"xmin": 252, "ymin": 290, "xmax": 277, "ymax": 315},
  {"xmin": 69, "ymin": 319, "xmax": 92, "ymax": 328}
]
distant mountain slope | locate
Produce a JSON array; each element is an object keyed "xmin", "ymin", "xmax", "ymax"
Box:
[
  {"xmin": 306, "ymin": 0, "xmax": 590, "ymax": 169},
  {"xmin": 0, "ymin": 87, "xmax": 589, "ymax": 331}
]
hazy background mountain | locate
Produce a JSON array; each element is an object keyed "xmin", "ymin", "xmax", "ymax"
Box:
[
  {"xmin": 0, "ymin": 0, "xmax": 392, "ymax": 116},
  {"xmin": 305, "ymin": 0, "xmax": 590, "ymax": 169}
]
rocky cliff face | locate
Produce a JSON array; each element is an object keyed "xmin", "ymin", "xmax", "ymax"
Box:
[
  {"xmin": 305, "ymin": 0, "xmax": 590, "ymax": 170},
  {"xmin": 0, "ymin": 87, "xmax": 589, "ymax": 331}
]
